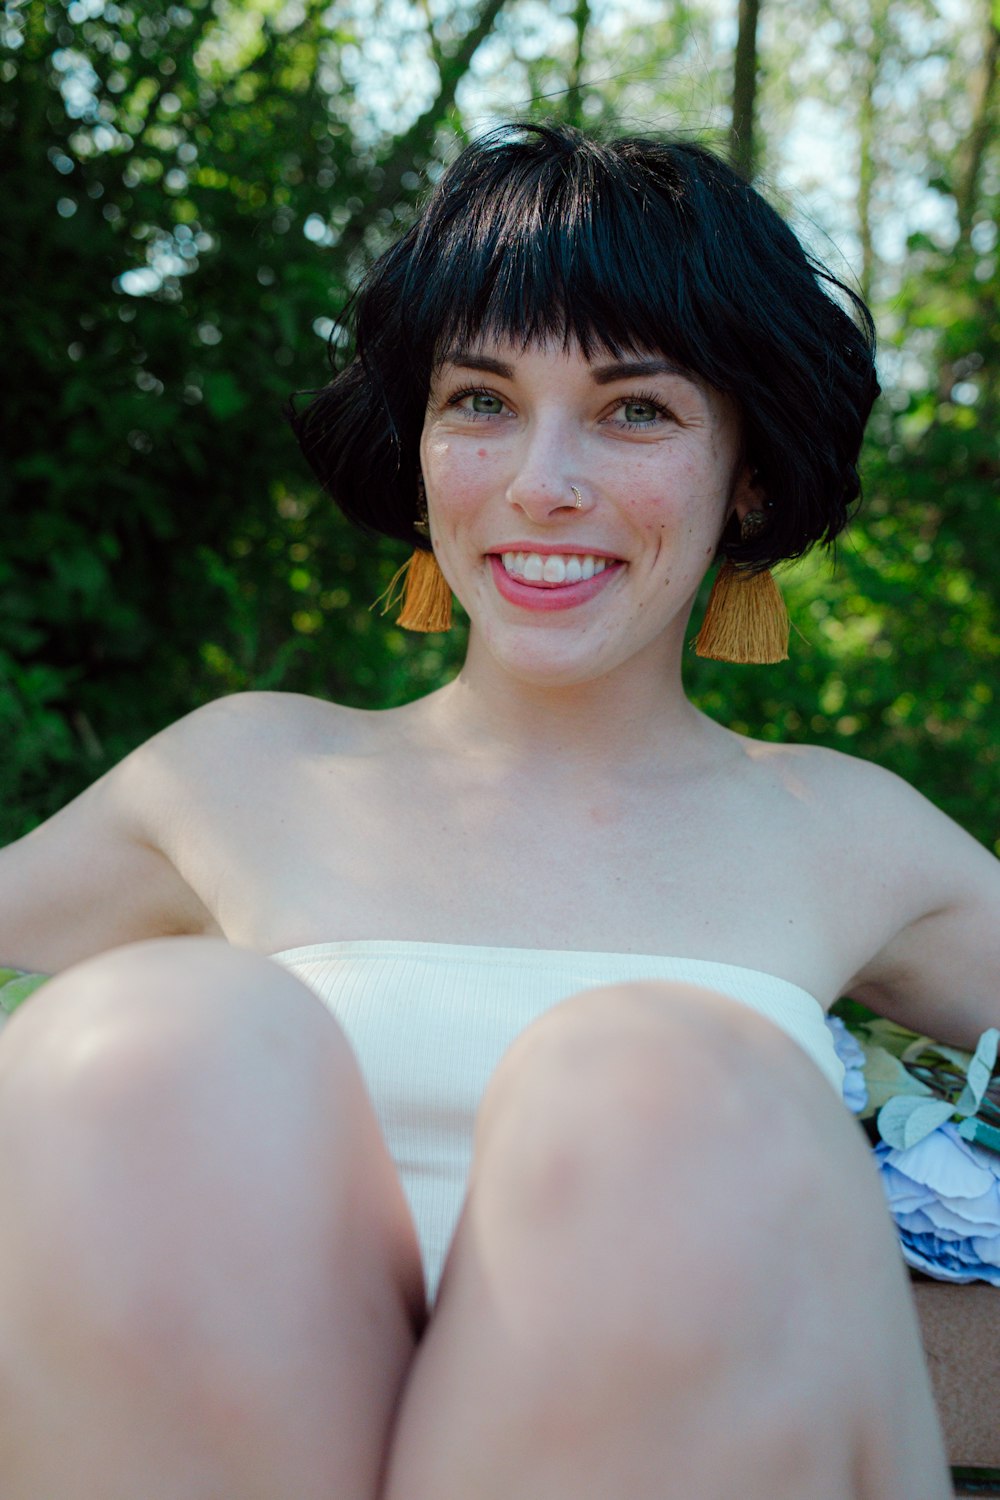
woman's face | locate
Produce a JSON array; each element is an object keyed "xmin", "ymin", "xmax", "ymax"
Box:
[{"xmin": 419, "ymin": 336, "xmax": 759, "ymax": 687}]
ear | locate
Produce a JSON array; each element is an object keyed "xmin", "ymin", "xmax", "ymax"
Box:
[{"xmin": 728, "ymin": 462, "xmax": 767, "ymax": 527}]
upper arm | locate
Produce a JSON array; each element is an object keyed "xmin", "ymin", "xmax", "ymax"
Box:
[
  {"xmin": 842, "ymin": 766, "xmax": 1000, "ymax": 1047},
  {"xmin": 0, "ymin": 723, "xmax": 220, "ymax": 975}
]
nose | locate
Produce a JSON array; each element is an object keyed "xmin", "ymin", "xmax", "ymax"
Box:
[{"xmin": 505, "ymin": 425, "xmax": 593, "ymax": 523}]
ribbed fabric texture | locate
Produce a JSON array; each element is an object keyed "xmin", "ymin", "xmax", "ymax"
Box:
[{"xmin": 270, "ymin": 940, "xmax": 845, "ymax": 1301}]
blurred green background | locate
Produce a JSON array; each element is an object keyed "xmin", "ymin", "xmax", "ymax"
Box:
[{"xmin": 1, "ymin": 0, "xmax": 997, "ymax": 850}]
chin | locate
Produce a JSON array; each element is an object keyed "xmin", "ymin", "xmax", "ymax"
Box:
[{"xmin": 473, "ymin": 626, "xmax": 639, "ymax": 690}]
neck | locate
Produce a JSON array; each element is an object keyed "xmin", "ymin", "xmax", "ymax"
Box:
[{"xmin": 422, "ymin": 628, "xmax": 717, "ymax": 773}]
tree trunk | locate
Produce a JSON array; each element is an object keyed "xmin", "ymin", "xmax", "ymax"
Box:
[
  {"xmin": 954, "ymin": 2, "xmax": 1000, "ymax": 243},
  {"xmin": 337, "ymin": 0, "xmax": 512, "ymax": 257},
  {"xmin": 565, "ymin": 0, "xmax": 591, "ymax": 127},
  {"xmin": 730, "ymin": 0, "xmax": 761, "ymax": 180},
  {"xmin": 856, "ymin": 4, "xmax": 887, "ymax": 305}
]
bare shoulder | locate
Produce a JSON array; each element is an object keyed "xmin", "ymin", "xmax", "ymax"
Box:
[
  {"xmin": 0, "ymin": 691, "xmax": 372, "ymax": 974},
  {"xmin": 742, "ymin": 735, "xmax": 928, "ymax": 805},
  {"xmin": 106, "ymin": 689, "xmax": 388, "ymax": 871},
  {"xmin": 744, "ymin": 736, "xmax": 994, "ymax": 896},
  {"xmin": 148, "ymin": 689, "xmax": 372, "ymax": 757},
  {"xmin": 743, "ymin": 737, "xmax": 970, "ymax": 841},
  {"xmin": 125, "ymin": 690, "xmax": 383, "ymax": 790},
  {"xmin": 743, "ymin": 738, "xmax": 999, "ymax": 1042}
]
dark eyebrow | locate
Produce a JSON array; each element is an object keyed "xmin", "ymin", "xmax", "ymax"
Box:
[
  {"xmin": 436, "ymin": 351, "xmax": 697, "ymax": 386},
  {"xmin": 436, "ymin": 351, "xmax": 514, "ymax": 377},
  {"xmin": 590, "ymin": 357, "xmax": 694, "ymax": 385}
]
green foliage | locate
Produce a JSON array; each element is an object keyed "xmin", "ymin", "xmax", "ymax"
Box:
[
  {"xmin": 1, "ymin": 0, "xmax": 997, "ymax": 859},
  {"xmin": 0, "ymin": 968, "xmax": 49, "ymax": 1015},
  {"xmin": 0, "ymin": 0, "xmax": 465, "ymax": 844}
]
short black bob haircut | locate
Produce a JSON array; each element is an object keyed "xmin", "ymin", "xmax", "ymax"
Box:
[{"xmin": 290, "ymin": 122, "xmax": 879, "ymax": 572}]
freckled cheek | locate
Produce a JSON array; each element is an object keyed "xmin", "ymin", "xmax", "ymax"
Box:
[
  {"xmin": 424, "ymin": 455, "xmax": 497, "ymax": 529},
  {"xmin": 621, "ymin": 487, "xmax": 688, "ymax": 534},
  {"xmin": 620, "ymin": 459, "xmax": 728, "ymax": 537}
]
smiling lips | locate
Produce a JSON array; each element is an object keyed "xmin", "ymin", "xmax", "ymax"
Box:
[{"xmin": 488, "ymin": 550, "xmax": 624, "ymax": 611}]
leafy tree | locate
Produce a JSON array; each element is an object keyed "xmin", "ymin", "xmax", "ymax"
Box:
[{"xmin": 2, "ymin": 0, "xmax": 996, "ymax": 858}]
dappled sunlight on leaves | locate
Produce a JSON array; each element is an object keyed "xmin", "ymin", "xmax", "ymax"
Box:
[{"xmin": 2, "ymin": 0, "xmax": 997, "ymax": 858}]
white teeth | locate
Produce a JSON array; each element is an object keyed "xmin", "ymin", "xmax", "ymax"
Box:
[{"xmin": 498, "ymin": 551, "xmax": 615, "ymax": 583}]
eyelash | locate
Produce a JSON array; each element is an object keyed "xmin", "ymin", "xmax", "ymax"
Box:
[
  {"xmin": 444, "ymin": 385, "xmax": 675, "ymax": 428},
  {"xmin": 446, "ymin": 385, "xmax": 504, "ymax": 417},
  {"xmin": 614, "ymin": 389, "xmax": 674, "ymax": 429}
]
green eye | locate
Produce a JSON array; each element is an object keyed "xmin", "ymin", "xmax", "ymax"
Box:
[
  {"xmin": 622, "ymin": 401, "xmax": 658, "ymax": 424},
  {"xmin": 470, "ymin": 392, "xmax": 504, "ymax": 414}
]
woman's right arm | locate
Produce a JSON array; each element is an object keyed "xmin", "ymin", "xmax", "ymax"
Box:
[{"xmin": 0, "ymin": 728, "xmax": 221, "ymax": 977}]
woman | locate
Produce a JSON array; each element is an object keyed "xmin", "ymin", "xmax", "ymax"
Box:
[{"xmin": 0, "ymin": 123, "xmax": 994, "ymax": 1499}]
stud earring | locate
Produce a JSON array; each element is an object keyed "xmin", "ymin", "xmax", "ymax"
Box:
[{"xmin": 693, "ymin": 510, "xmax": 789, "ymax": 664}]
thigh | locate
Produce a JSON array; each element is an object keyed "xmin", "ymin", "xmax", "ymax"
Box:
[
  {"xmin": 383, "ymin": 980, "xmax": 950, "ymax": 1500},
  {"xmin": 0, "ymin": 938, "xmax": 426, "ymax": 1500}
]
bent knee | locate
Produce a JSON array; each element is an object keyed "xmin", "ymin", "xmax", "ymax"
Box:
[
  {"xmin": 0, "ymin": 938, "xmax": 356, "ymax": 1123},
  {"xmin": 477, "ymin": 978, "xmax": 838, "ymax": 1169},
  {"xmin": 0, "ymin": 938, "xmax": 424, "ymax": 1347},
  {"xmin": 0, "ymin": 937, "xmax": 385, "ymax": 1273},
  {"xmin": 467, "ymin": 980, "xmax": 867, "ymax": 1329}
]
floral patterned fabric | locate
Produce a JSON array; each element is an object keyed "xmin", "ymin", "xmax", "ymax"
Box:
[{"xmin": 828, "ymin": 1002, "xmax": 1000, "ymax": 1286}]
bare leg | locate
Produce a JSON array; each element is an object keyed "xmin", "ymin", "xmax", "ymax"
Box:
[
  {"xmin": 0, "ymin": 938, "xmax": 424, "ymax": 1500},
  {"xmin": 383, "ymin": 981, "xmax": 950, "ymax": 1500}
]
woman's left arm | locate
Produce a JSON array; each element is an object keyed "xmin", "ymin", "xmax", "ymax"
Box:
[{"xmin": 844, "ymin": 770, "xmax": 1000, "ymax": 1047}]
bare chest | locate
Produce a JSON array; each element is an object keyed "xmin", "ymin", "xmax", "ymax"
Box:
[{"xmin": 176, "ymin": 751, "xmax": 861, "ymax": 1004}]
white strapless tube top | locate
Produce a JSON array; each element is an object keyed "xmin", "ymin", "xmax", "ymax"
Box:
[{"xmin": 270, "ymin": 940, "xmax": 845, "ymax": 1301}]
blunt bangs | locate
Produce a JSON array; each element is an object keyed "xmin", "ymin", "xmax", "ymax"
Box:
[
  {"xmin": 290, "ymin": 124, "xmax": 879, "ymax": 568},
  {"xmin": 399, "ymin": 142, "xmax": 689, "ymax": 370}
]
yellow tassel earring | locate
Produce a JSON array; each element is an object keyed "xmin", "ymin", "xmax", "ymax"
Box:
[
  {"xmin": 375, "ymin": 476, "xmax": 453, "ymax": 633},
  {"xmin": 694, "ymin": 511, "xmax": 789, "ymax": 664},
  {"xmin": 393, "ymin": 547, "xmax": 453, "ymax": 632}
]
